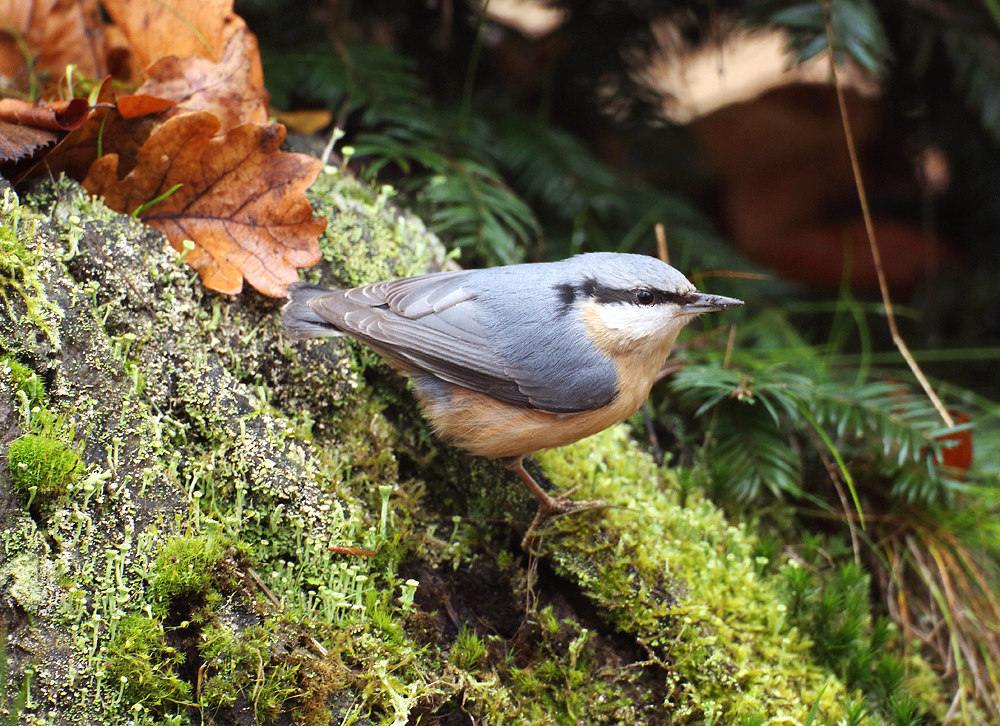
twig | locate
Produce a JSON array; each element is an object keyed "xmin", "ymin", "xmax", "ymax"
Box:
[
  {"xmin": 641, "ymin": 404, "xmax": 663, "ymax": 465},
  {"xmin": 246, "ymin": 566, "xmax": 281, "ymax": 609},
  {"xmin": 823, "ymin": 4, "xmax": 954, "ymax": 429},
  {"xmin": 723, "ymin": 325, "xmax": 736, "ymax": 369},
  {"xmin": 655, "ymin": 222, "xmax": 669, "ymax": 265}
]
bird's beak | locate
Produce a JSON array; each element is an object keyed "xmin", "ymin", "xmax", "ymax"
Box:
[{"xmin": 682, "ymin": 292, "xmax": 744, "ymax": 314}]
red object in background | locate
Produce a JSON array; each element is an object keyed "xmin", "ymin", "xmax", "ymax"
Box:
[{"xmin": 936, "ymin": 411, "xmax": 973, "ymax": 479}]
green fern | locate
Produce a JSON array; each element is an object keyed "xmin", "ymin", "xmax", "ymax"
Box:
[
  {"xmin": 482, "ymin": 111, "xmax": 745, "ymax": 266},
  {"xmin": 263, "ymin": 42, "xmax": 431, "ymax": 123},
  {"xmin": 752, "ymin": 0, "xmax": 892, "ymax": 76},
  {"xmin": 415, "ymin": 160, "xmax": 538, "ymax": 265},
  {"xmin": 670, "ymin": 361, "xmax": 962, "ymax": 507},
  {"xmin": 942, "ymin": 26, "xmax": 1000, "ymax": 144},
  {"xmin": 708, "ymin": 407, "xmax": 805, "ymax": 501},
  {"xmin": 484, "ymin": 115, "xmax": 622, "ymax": 223}
]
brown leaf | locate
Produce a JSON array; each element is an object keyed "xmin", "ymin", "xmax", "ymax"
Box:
[
  {"xmin": 0, "ymin": 121, "xmax": 57, "ymax": 163},
  {"xmin": 274, "ymin": 109, "xmax": 334, "ymax": 135},
  {"xmin": 99, "ymin": 0, "xmax": 242, "ymax": 67},
  {"xmin": 136, "ymin": 23, "xmax": 268, "ymax": 129},
  {"xmin": 0, "ymin": 0, "xmax": 111, "ymax": 90},
  {"xmin": 83, "ymin": 112, "xmax": 326, "ymax": 296},
  {"xmin": 31, "ymin": 80, "xmax": 161, "ymax": 181},
  {"xmin": 0, "ymin": 98, "xmax": 91, "ymax": 130},
  {"xmin": 116, "ymin": 94, "xmax": 176, "ymax": 119}
]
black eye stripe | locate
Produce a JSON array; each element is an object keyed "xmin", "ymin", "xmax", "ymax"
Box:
[{"xmin": 554, "ymin": 279, "xmax": 698, "ymax": 309}]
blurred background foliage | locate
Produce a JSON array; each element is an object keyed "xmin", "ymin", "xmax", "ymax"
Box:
[{"xmin": 239, "ymin": 0, "xmax": 1000, "ymax": 721}]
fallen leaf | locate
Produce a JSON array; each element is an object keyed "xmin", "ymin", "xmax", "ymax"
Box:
[
  {"xmin": 0, "ymin": 121, "xmax": 57, "ymax": 163},
  {"xmin": 99, "ymin": 0, "xmax": 241, "ymax": 67},
  {"xmin": 83, "ymin": 112, "xmax": 325, "ymax": 296},
  {"xmin": 116, "ymin": 94, "xmax": 176, "ymax": 119},
  {"xmin": 0, "ymin": 98, "xmax": 91, "ymax": 130},
  {"xmin": 137, "ymin": 23, "xmax": 268, "ymax": 129},
  {"xmin": 0, "ymin": 0, "xmax": 110, "ymax": 89},
  {"xmin": 274, "ymin": 109, "xmax": 334, "ymax": 135},
  {"xmin": 31, "ymin": 80, "xmax": 161, "ymax": 181},
  {"xmin": 0, "ymin": 97, "xmax": 93, "ymax": 173}
]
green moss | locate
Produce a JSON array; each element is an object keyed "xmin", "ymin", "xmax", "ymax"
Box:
[
  {"xmin": 199, "ymin": 621, "xmax": 299, "ymax": 721},
  {"xmin": 0, "ymin": 189, "xmax": 62, "ymax": 346},
  {"xmin": 151, "ymin": 534, "xmax": 247, "ymax": 616},
  {"xmin": 0, "ymin": 355, "xmax": 46, "ymax": 405},
  {"xmin": 536, "ymin": 426, "xmax": 846, "ymax": 723},
  {"xmin": 450, "ymin": 626, "xmax": 488, "ymax": 670},
  {"xmin": 105, "ymin": 616, "xmax": 192, "ymax": 709},
  {"xmin": 309, "ymin": 167, "xmax": 444, "ymax": 288},
  {"xmin": 7, "ymin": 434, "xmax": 83, "ymax": 511},
  {"xmin": 7, "ymin": 169, "xmax": 947, "ymax": 725},
  {"xmin": 505, "ymin": 608, "xmax": 634, "ymax": 725}
]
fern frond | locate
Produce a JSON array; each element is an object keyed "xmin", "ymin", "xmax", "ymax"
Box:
[
  {"xmin": 485, "ymin": 116, "xmax": 621, "ymax": 221},
  {"xmin": 415, "ymin": 161, "xmax": 538, "ymax": 265},
  {"xmin": 753, "ymin": 0, "xmax": 892, "ymax": 76},
  {"xmin": 263, "ymin": 42, "xmax": 431, "ymax": 118},
  {"xmin": 709, "ymin": 408, "xmax": 805, "ymax": 501},
  {"xmin": 942, "ymin": 27, "xmax": 1000, "ymax": 144},
  {"xmin": 808, "ymin": 382, "xmax": 940, "ymax": 467},
  {"xmin": 671, "ymin": 361, "xmax": 963, "ymax": 506}
]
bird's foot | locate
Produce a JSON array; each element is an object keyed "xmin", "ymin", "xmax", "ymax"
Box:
[
  {"xmin": 506, "ymin": 457, "xmax": 607, "ymax": 550},
  {"xmin": 521, "ymin": 487, "xmax": 608, "ymax": 550}
]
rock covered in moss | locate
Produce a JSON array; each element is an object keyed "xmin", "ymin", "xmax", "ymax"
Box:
[{"xmin": 0, "ymin": 171, "xmax": 942, "ymax": 726}]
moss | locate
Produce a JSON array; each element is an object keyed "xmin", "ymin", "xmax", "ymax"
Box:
[
  {"xmin": 105, "ymin": 616, "xmax": 192, "ymax": 709},
  {"xmin": 0, "ymin": 188, "xmax": 62, "ymax": 347},
  {"xmin": 1, "ymin": 171, "xmax": 949, "ymax": 726},
  {"xmin": 7, "ymin": 434, "xmax": 83, "ymax": 512},
  {"xmin": 199, "ymin": 621, "xmax": 299, "ymax": 721},
  {"xmin": 309, "ymin": 168, "xmax": 445, "ymax": 289},
  {"xmin": 151, "ymin": 533, "xmax": 248, "ymax": 616},
  {"xmin": 535, "ymin": 426, "xmax": 846, "ymax": 723},
  {"xmin": 0, "ymin": 354, "xmax": 46, "ymax": 405},
  {"xmin": 450, "ymin": 626, "xmax": 488, "ymax": 670},
  {"xmin": 502, "ymin": 608, "xmax": 636, "ymax": 725}
]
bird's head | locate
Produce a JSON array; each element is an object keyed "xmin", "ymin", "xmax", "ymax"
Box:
[{"xmin": 557, "ymin": 253, "xmax": 744, "ymax": 358}]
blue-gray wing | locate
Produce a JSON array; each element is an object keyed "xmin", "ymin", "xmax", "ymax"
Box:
[{"xmin": 300, "ymin": 271, "xmax": 619, "ymax": 413}]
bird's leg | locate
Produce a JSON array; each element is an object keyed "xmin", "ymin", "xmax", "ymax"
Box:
[{"xmin": 506, "ymin": 457, "xmax": 607, "ymax": 549}]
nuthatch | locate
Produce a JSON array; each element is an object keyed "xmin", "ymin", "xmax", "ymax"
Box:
[{"xmin": 282, "ymin": 252, "xmax": 743, "ymax": 545}]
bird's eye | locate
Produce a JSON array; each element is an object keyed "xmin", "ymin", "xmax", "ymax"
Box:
[{"xmin": 635, "ymin": 288, "xmax": 655, "ymax": 306}]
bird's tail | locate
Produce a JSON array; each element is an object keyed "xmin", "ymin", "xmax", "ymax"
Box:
[{"xmin": 281, "ymin": 281, "xmax": 343, "ymax": 340}]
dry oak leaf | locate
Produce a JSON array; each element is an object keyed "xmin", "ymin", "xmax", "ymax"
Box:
[
  {"xmin": 29, "ymin": 79, "xmax": 165, "ymax": 182},
  {"xmin": 0, "ymin": 121, "xmax": 57, "ymax": 163},
  {"xmin": 0, "ymin": 97, "xmax": 91, "ymax": 167},
  {"xmin": 136, "ymin": 23, "xmax": 268, "ymax": 130},
  {"xmin": 0, "ymin": 0, "xmax": 109, "ymax": 87},
  {"xmin": 116, "ymin": 94, "xmax": 176, "ymax": 119},
  {"xmin": 0, "ymin": 98, "xmax": 91, "ymax": 130},
  {"xmin": 83, "ymin": 111, "xmax": 325, "ymax": 296},
  {"xmin": 99, "ymin": 0, "xmax": 242, "ymax": 68}
]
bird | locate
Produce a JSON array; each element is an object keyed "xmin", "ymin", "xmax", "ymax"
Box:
[{"xmin": 282, "ymin": 252, "xmax": 743, "ymax": 546}]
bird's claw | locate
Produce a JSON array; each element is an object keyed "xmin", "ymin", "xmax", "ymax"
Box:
[{"xmin": 521, "ymin": 489, "xmax": 608, "ymax": 550}]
